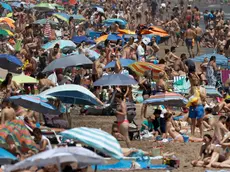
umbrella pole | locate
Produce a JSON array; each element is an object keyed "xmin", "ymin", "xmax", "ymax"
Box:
[
  {"xmin": 57, "ymin": 158, "xmax": 62, "ymax": 172},
  {"xmin": 94, "ymin": 148, "xmax": 98, "ymax": 172}
]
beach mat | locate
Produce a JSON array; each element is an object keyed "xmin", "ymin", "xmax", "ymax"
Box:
[{"xmin": 92, "ymin": 160, "xmax": 168, "ymax": 171}]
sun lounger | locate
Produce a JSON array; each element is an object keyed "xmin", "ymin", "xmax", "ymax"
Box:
[{"xmin": 24, "ymin": 122, "xmax": 61, "ymax": 144}]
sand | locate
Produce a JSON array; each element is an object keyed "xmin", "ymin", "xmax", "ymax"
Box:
[{"xmin": 70, "ymin": 104, "xmax": 221, "ymax": 172}]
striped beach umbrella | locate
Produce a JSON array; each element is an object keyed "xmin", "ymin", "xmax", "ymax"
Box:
[
  {"xmin": 128, "ymin": 62, "xmax": 165, "ymax": 80},
  {"xmin": 61, "ymin": 127, "xmax": 123, "ymax": 159},
  {"xmin": 0, "ymin": 119, "xmax": 38, "ymax": 153},
  {"xmin": 143, "ymin": 92, "xmax": 188, "ymax": 106}
]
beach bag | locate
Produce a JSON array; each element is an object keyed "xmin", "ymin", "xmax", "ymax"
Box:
[{"xmin": 141, "ymin": 130, "xmax": 153, "ymax": 140}]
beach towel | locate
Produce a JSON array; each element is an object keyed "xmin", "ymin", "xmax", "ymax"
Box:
[
  {"xmin": 221, "ymin": 70, "xmax": 230, "ymax": 84},
  {"xmin": 173, "ymin": 76, "xmax": 190, "ymax": 93},
  {"xmin": 92, "ymin": 160, "xmax": 168, "ymax": 171}
]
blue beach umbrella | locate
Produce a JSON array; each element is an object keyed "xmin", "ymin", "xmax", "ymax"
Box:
[
  {"xmin": 61, "ymin": 127, "xmax": 123, "ymax": 159},
  {"xmin": 0, "ymin": 54, "xmax": 22, "ymax": 73},
  {"xmin": 8, "ymin": 95, "xmax": 60, "ymax": 115},
  {"xmin": 103, "ymin": 18, "xmax": 127, "ymax": 27},
  {"xmin": 0, "ymin": 147, "xmax": 17, "ymax": 165},
  {"xmin": 42, "ymin": 40, "xmax": 76, "ymax": 50},
  {"xmin": 193, "ymin": 53, "xmax": 228, "ymax": 68},
  {"xmin": 39, "ymin": 84, "xmax": 100, "ymax": 105},
  {"xmin": 104, "ymin": 59, "xmax": 135, "ymax": 68},
  {"xmin": 0, "ymin": 2, "xmax": 12, "ymax": 11},
  {"xmin": 72, "ymin": 36, "xmax": 95, "ymax": 44},
  {"xmin": 93, "ymin": 74, "xmax": 138, "ymax": 86}
]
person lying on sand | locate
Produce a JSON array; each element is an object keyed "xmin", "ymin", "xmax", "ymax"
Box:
[
  {"xmin": 165, "ymin": 112, "xmax": 203, "ymax": 142},
  {"xmin": 191, "ymin": 134, "xmax": 215, "ymax": 167}
]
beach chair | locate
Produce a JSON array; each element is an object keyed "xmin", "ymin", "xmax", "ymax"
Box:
[{"xmin": 24, "ymin": 121, "xmax": 61, "ymax": 144}]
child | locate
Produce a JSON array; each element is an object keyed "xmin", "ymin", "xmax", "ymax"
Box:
[{"xmin": 203, "ymin": 107, "xmax": 215, "ymax": 131}]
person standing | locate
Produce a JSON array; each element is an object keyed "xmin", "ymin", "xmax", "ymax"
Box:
[
  {"xmin": 185, "ymin": 24, "xmax": 196, "ymax": 57},
  {"xmin": 206, "ymin": 56, "xmax": 218, "ymax": 87}
]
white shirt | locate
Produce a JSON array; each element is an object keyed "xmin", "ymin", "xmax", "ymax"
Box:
[
  {"xmin": 40, "ymin": 135, "xmax": 52, "ymax": 150},
  {"xmin": 137, "ymin": 45, "xmax": 145, "ymax": 57}
]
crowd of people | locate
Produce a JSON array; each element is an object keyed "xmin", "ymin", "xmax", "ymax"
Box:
[{"xmin": 1, "ymin": 0, "xmax": 230, "ymax": 171}]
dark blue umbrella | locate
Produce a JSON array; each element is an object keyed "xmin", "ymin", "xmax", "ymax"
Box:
[
  {"xmin": 104, "ymin": 59, "xmax": 135, "ymax": 68},
  {"xmin": 0, "ymin": 54, "xmax": 22, "ymax": 73},
  {"xmin": 193, "ymin": 53, "xmax": 228, "ymax": 68},
  {"xmin": 107, "ymin": 34, "xmax": 124, "ymax": 42},
  {"xmin": 72, "ymin": 36, "xmax": 96, "ymax": 44},
  {"xmin": 0, "ymin": 147, "xmax": 17, "ymax": 165},
  {"xmin": 93, "ymin": 74, "xmax": 137, "ymax": 86}
]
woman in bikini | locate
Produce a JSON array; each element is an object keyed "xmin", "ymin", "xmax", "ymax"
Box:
[
  {"xmin": 0, "ymin": 73, "xmax": 20, "ymax": 98},
  {"xmin": 191, "ymin": 134, "xmax": 215, "ymax": 167},
  {"xmin": 114, "ymin": 92, "xmax": 130, "ymax": 148},
  {"xmin": 165, "ymin": 112, "xmax": 203, "ymax": 142}
]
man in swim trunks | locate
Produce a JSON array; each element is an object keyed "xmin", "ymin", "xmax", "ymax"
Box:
[{"xmin": 185, "ymin": 24, "xmax": 196, "ymax": 57}]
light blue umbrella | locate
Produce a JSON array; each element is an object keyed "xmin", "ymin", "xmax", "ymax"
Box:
[
  {"xmin": 0, "ymin": 147, "xmax": 17, "ymax": 165},
  {"xmin": 11, "ymin": 2, "xmax": 34, "ymax": 9},
  {"xmin": 103, "ymin": 18, "xmax": 127, "ymax": 28},
  {"xmin": 33, "ymin": 19, "xmax": 58, "ymax": 25},
  {"xmin": 0, "ymin": 2, "xmax": 12, "ymax": 11},
  {"xmin": 39, "ymin": 84, "xmax": 100, "ymax": 105},
  {"xmin": 42, "ymin": 40, "xmax": 76, "ymax": 50},
  {"xmin": 93, "ymin": 74, "xmax": 137, "ymax": 86},
  {"xmin": 61, "ymin": 127, "xmax": 123, "ymax": 159},
  {"xmin": 8, "ymin": 95, "xmax": 60, "ymax": 115},
  {"xmin": 193, "ymin": 53, "xmax": 228, "ymax": 67},
  {"xmin": 104, "ymin": 59, "xmax": 135, "ymax": 68}
]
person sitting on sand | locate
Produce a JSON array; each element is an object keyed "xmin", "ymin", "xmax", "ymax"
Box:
[
  {"xmin": 165, "ymin": 112, "xmax": 203, "ymax": 142},
  {"xmin": 1, "ymin": 99, "xmax": 16, "ymax": 124},
  {"xmin": 33, "ymin": 128, "xmax": 52, "ymax": 152},
  {"xmin": 212, "ymin": 116, "xmax": 229, "ymax": 144},
  {"xmin": 191, "ymin": 134, "xmax": 215, "ymax": 167},
  {"xmin": 203, "ymin": 107, "xmax": 215, "ymax": 131}
]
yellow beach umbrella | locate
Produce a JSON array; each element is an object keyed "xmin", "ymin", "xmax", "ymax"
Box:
[{"xmin": 0, "ymin": 74, "xmax": 38, "ymax": 84}]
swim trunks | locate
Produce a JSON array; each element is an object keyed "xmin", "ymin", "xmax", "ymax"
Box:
[
  {"xmin": 185, "ymin": 38, "xmax": 193, "ymax": 47},
  {"xmin": 189, "ymin": 105, "xmax": 204, "ymax": 119}
]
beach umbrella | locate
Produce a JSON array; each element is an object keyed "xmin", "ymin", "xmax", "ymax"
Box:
[
  {"xmin": 72, "ymin": 36, "xmax": 96, "ymax": 44},
  {"xmin": 53, "ymin": 13, "xmax": 85, "ymax": 23},
  {"xmin": 0, "ymin": 54, "xmax": 22, "ymax": 73},
  {"xmin": 93, "ymin": 74, "xmax": 138, "ymax": 86},
  {"xmin": 193, "ymin": 53, "xmax": 228, "ymax": 67},
  {"xmin": 0, "ymin": 2, "xmax": 12, "ymax": 11},
  {"xmin": 8, "ymin": 95, "xmax": 60, "ymax": 115},
  {"xmin": 104, "ymin": 59, "xmax": 135, "ymax": 68},
  {"xmin": 95, "ymin": 34, "xmax": 123, "ymax": 43},
  {"xmin": 118, "ymin": 29, "xmax": 135, "ymax": 34},
  {"xmin": 0, "ymin": 74, "xmax": 38, "ymax": 84},
  {"xmin": 0, "ymin": 17, "xmax": 14, "ymax": 24},
  {"xmin": 128, "ymin": 62, "xmax": 164, "ymax": 80},
  {"xmin": 33, "ymin": 19, "xmax": 58, "ymax": 25},
  {"xmin": 143, "ymin": 92, "xmax": 188, "ymax": 106},
  {"xmin": 0, "ymin": 29, "xmax": 13, "ymax": 36},
  {"xmin": 42, "ymin": 40, "xmax": 76, "ymax": 50},
  {"xmin": 103, "ymin": 18, "xmax": 127, "ymax": 27},
  {"xmin": 148, "ymin": 26, "xmax": 168, "ymax": 34},
  {"xmin": 33, "ymin": 3, "xmax": 64, "ymax": 11},
  {"xmin": 0, "ymin": 148, "xmax": 17, "ymax": 165},
  {"xmin": 42, "ymin": 54, "xmax": 92, "ymax": 73},
  {"xmin": 6, "ymin": 147, "xmax": 106, "ymax": 172},
  {"xmin": 11, "ymin": 2, "xmax": 34, "ymax": 9},
  {"xmin": 39, "ymin": 84, "xmax": 100, "ymax": 105},
  {"xmin": 0, "ymin": 119, "xmax": 38, "ymax": 154},
  {"xmin": 141, "ymin": 29, "xmax": 169, "ymax": 37},
  {"xmin": 61, "ymin": 127, "xmax": 123, "ymax": 159}
]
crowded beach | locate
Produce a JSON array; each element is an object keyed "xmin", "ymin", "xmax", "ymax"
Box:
[{"xmin": 1, "ymin": 0, "xmax": 230, "ymax": 171}]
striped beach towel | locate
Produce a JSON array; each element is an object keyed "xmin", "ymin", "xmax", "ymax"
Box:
[{"xmin": 173, "ymin": 76, "xmax": 190, "ymax": 94}]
